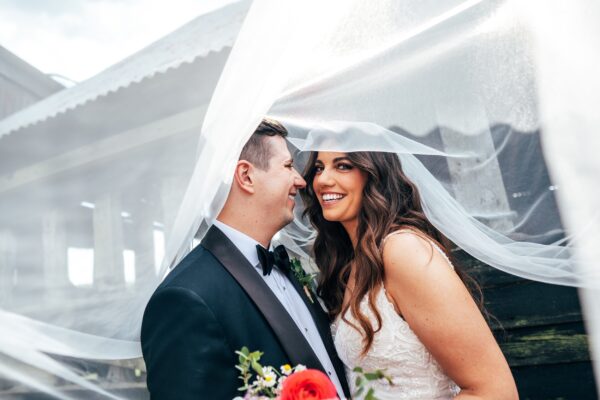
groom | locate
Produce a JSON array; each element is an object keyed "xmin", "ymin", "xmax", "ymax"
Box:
[{"xmin": 141, "ymin": 119, "xmax": 350, "ymax": 400}]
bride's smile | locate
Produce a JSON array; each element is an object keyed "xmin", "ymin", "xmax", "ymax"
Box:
[{"xmin": 312, "ymin": 152, "xmax": 367, "ymax": 236}]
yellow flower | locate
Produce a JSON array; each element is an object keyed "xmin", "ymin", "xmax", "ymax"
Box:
[
  {"xmin": 280, "ymin": 364, "xmax": 293, "ymax": 375},
  {"xmin": 261, "ymin": 367, "xmax": 277, "ymax": 388}
]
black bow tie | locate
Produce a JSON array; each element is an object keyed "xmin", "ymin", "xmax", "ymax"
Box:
[{"xmin": 256, "ymin": 244, "xmax": 291, "ymax": 276}]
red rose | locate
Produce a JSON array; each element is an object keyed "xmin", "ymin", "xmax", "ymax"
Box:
[{"xmin": 280, "ymin": 369, "xmax": 339, "ymax": 400}]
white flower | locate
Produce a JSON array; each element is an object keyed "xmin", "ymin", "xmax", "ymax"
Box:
[
  {"xmin": 294, "ymin": 364, "xmax": 307, "ymax": 372},
  {"xmin": 260, "ymin": 366, "xmax": 278, "ymax": 388},
  {"xmin": 276, "ymin": 375, "xmax": 287, "ymax": 392},
  {"xmin": 280, "ymin": 363, "xmax": 293, "ymax": 375}
]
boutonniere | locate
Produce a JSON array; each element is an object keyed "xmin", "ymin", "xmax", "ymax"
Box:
[{"xmin": 290, "ymin": 258, "xmax": 317, "ymax": 304}]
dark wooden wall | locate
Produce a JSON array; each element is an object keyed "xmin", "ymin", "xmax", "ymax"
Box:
[{"xmin": 457, "ymin": 251, "xmax": 598, "ymax": 399}]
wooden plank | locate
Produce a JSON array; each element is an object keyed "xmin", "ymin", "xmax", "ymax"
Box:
[
  {"xmin": 453, "ymin": 249, "xmax": 524, "ymax": 287},
  {"xmin": 454, "ymin": 251, "xmax": 584, "ymax": 328},
  {"xmin": 499, "ymin": 322, "xmax": 592, "ymax": 367},
  {"xmin": 512, "ymin": 361, "xmax": 597, "ymax": 400},
  {"xmin": 484, "ymin": 280, "xmax": 583, "ymax": 329}
]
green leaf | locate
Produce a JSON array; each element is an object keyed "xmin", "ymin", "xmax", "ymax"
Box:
[
  {"xmin": 364, "ymin": 372, "xmax": 382, "ymax": 380},
  {"xmin": 290, "ymin": 258, "xmax": 316, "ymax": 283},
  {"xmin": 364, "ymin": 387, "xmax": 378, "ymax": 400},
  {"xmin": 353, "ymin": 387, "xmax": 364, "ymax": 397},
  {"xmin": 355, "ymin": 376, "xmax": 363, "ymax": 387},
  {"xmin": 250, "ymin": 350, "xmax": 263, "ymax": 359},
  {"xmin": 353, "ymin": 366, "xmax": 364, "ymax": 373},
  {"xmin": 251, "ymin": 360, "xmax": 264, "ymax": 376}
]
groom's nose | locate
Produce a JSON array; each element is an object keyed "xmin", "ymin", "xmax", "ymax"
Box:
[{"xmin": 293, "ymin": 169, "xmax": 306, "ymax": 188}]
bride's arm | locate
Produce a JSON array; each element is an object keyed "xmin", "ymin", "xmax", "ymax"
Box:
[{"xmin": 382, "ymin": 232, "xmax": 518, "ymax": 400}]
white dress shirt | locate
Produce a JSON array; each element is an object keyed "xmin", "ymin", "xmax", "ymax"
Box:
[{"xmin": 212, "ymin": 220, "xmax": 344, "ymax": 397}]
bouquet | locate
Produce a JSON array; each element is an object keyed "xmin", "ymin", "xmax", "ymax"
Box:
[
  {"xmin": 234, "ymin": 347, "xmax": 391, "ymax": 400},
  {"xmin": 233, "ymin": 347, "xmax": 337, "ymax": 400}
]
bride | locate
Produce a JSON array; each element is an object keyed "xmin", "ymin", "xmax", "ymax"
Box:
[{"xmin": 301, "ymin": 150, "xmax": 518, "ymax": 399}]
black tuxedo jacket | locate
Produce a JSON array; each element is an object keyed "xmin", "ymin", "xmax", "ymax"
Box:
[{"xmin": 141, "ymin": 225, "xmax": 350, "ymax": 400}]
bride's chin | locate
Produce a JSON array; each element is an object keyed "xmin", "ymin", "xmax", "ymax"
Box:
[{"xmin": 321, "ymin": 213, "xmax": 339, "ymax": 222}]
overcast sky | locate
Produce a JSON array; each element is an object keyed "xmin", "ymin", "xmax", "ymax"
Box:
[{"xmin": 0, "ymin": 0, "xmax": 237, "ymax": 83}]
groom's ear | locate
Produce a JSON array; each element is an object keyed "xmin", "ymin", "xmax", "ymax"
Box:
[{"xmin": 233, "ymin": 160, "xmax": 256, "ymax": 194}]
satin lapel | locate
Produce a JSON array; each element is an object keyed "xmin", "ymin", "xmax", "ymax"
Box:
[
  {"xmin": 286, "ymin": 273, "xmax": 351, "ymax": 397},
  {"xmin": 200, "ymin": 226, "xmax": 324, "ymax": 371}
]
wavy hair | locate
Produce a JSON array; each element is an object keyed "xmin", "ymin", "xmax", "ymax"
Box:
[{"xmin": 301, "ymin": 151, "xmax": 483, "ymax": 354}]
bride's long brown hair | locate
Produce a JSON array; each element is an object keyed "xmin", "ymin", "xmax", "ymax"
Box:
[{"xmin": 301, "ymin": 151, "xmax": 483, "ymax": 354}]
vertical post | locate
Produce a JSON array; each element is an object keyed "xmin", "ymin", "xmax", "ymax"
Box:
[
  {"xmin": 160, "ymin": 176, "xmax": 189, "ymax": 238},
  {"xmin": 41, "ymin": 210, "xmax": 69, "ymax": 298},
  {"xmin": 132, "ymin": 200, "xmax": 157, "ymax": 285},
  {"xmin": 93, "ymin": 193, "xmax": 125, "ymax": 289},
  {"xmin": 0, "ymin": 229, "xmax": 17, "ymax": 306}
]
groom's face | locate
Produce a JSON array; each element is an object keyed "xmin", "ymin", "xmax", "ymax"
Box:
[{"xmin": 253, "ymin": 136, "xmax": 306, "ymax": 230}]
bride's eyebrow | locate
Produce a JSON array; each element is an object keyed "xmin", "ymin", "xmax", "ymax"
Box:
[{"xmin": 333, "ymin": 157, "xmax": 351, "ymax": 163}]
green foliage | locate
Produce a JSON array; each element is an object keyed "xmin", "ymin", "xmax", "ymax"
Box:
[
  {"xmin": 235, "ymin": 346, "xmax": 265, "ymax": 392},
  {"xmin": 290, "ymin": 258, "xmax": 317, "ymax": 288},
  {"xmin": 235, "ymin": 348, "xmax": 297, "ymax": 398},
  {"xmin": 352, "ymin": 366, "xmax": 394, "ymax": 400},
  {"xmin": 290, "ymin": 258, "xmax": 317, "ymax": 303}
]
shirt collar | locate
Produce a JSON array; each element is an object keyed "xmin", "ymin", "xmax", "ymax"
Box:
[{"xmin": 212, "ymin": 220, "xmax": 269, "ymax": 267}]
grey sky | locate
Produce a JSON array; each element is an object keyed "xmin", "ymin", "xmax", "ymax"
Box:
[{"xmin": 0, "ymin": 0, "xmax": 236, "ymax": 82}]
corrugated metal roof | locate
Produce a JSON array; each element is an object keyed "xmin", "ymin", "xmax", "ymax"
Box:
[
  {"xmin": 0, "ymin": 46, "xmax": 64, "ymax": 119},
  {"xmin": 0, "ymin": 46, "xmax": 64, "ymax": 98},
  {"xmin": 0, "ymin": 0, "xmax": 249, "ymax": 138}
]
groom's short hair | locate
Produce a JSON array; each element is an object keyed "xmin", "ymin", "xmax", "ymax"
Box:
[{"xmin": 239, "ymin": 118, "xmax": 288, "ymax": 171}]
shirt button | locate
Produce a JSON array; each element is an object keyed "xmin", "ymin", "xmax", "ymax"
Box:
[{"xmin": 328, "ymin": 371, "xmax": 332, "ymax": 375}]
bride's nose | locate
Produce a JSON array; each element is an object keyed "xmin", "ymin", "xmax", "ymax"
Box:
[{"xmin": 315, "ymin": 168, "xmax": 335, "ymax": 188}]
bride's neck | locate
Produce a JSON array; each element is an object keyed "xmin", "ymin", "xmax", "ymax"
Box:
[{"xmin": 341, "ymin": 220, "xmax": 359, "ymax": 248}]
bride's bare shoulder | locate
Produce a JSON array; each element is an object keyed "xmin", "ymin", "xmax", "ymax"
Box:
[
  {"xmin": 383, "ymin": 228, "xmax": 434, "ymax": 258},
  {"xmin": 381, "ymin": 229, "xmax": 444, "ymax": 280}
]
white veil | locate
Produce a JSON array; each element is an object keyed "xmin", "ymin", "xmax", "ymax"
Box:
[{"xmin": 1, "ymin": 0, "xmax": 600, "ymax": 398}]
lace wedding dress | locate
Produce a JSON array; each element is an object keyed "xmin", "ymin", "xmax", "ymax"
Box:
[{"xmin": 332, "ymin": 232, "xmax": 461, "ymax": 399}]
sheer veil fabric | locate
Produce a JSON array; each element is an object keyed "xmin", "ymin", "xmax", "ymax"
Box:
[{"xmin": 1, "ymin": 0, "xmax": 600, "ymax": 398}]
